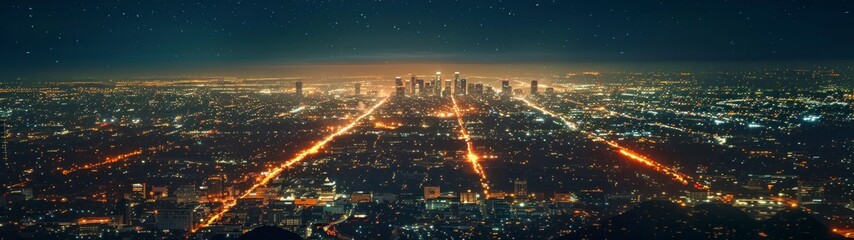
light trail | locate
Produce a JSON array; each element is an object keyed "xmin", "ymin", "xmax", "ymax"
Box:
[
  {"xmin": 516, "ymin": 97, "xmax": 709, "ymax": 190},
  {"xmin": 450, "ymin": 95, "xmax": 490, "ymax": 196},
  {"xmin": 191, "ymin": 96, "xmax": 389, "ymax": 233},
  {"xmin": 60, "ymin": 150, "xmax": 143, "ymax": 175}
]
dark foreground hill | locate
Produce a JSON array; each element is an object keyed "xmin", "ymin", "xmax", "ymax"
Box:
[{"xmin": 560, "ymin": 200, "xmax": 845, "ymax": 240}]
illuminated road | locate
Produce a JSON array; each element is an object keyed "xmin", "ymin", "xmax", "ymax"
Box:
[
  {"xmin": 516, "ymin": 97, "xmax": 709, "ymax": 190},
  {"xmin": 191, "ymin": 96, "xmax": 389, "ymax": 233},
  {"xmin": 60, "ymin": 150, "xmax": 144, "ymax": 175},
  {"xmin": 450, "ymin": 95, "xmax": 491, "ymax": 196}
]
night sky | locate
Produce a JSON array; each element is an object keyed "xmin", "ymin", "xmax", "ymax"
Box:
[{"xmin": 2, "ymin": 0, "xmax": 853, "ymax": 79}]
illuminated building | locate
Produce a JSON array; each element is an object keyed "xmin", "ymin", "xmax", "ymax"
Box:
[
  {"xmin": 530, "ymin": 80, "xmax": 538, "ymax": 95},
  {"xmin": 295, "ymin": 81, "xmax": 303, "ymax": 97},
  {"xmin": 395, "ymin": 76, "xmax": 405, "ymax": 96},
  {"xmin": 501, "ymin": 80, "xmax": 512, "ymax": 99},
  {"xmin": 545, "ymin": 87, "xmax": 554, "ymax": 94},
  {"xmin": 514, "ymin": 179, "xmax": 527, "ymax": 198},
  {"xmin": 410, "ymin": 74, "xmax": 417, "ymax": 94},
  {"xmin": 460, "ymin": 78, "xmax": 467, "ymax": 95},
  {"xmin": 156, "ymin": 207, "xmax": 195, "ymax": 231},
  {"xmin": 454, "ymin": 72, "xmax": 461, "ymax": 94},
  {"xmin": 354, "ymin": 83, "xmax": 361, "ymax": 95},
  {"xmin": 424, "ymin": 186, "xmax": 440, "ymax": 199},
  {"xmin": 460, "ymin": 191, "xmax": 478, "ymax": 204},
  {"xmin": 416, "ymin": 79, "xmax": 425, "ymax": 95}
]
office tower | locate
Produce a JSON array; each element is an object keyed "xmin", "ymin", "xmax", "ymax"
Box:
[
  {"xmin": 474, "ymin": 83, "xmax": 483, "ymax": 95},
  {"xmin": 354, "ymin": 83, "xmax": 361, "ymax": 95},
  {"xmin": 434, "ymin": 72, "xmax": 442, "ymax": 96},
  {"xmin": 424, "ymin": 186, "xmax": 440, "ymax": 199},
  {"xmin": 444, "ymin": 79, "xmax": 452, "ymax": 96},
  {"xmin": 175, "ymin": 185, "xmax": 199, "ymax": 203},
  {"xmin": 460, "ymin": 191, "xmax": 477, "ymax": 204},
  {"xmin": 155, "ymin": 207, "xmax": 195, "ymax": 231},
  {"xmin": 514, "ymin": 179, "xmax": 527, "ymax": 197},
  {"xmin": 204, "ymin": 174, "xmax": 228, "ymax": 201},
  {"xmin": 530, "ymin": 80, "xmax": 538, "ymax": 95},
  {"xmin": 410, "ymin": 75, "xmax": 417, "ymax": 94},
  {"xmin": 454, "ymin": 72, "xmax": 460, "ymax": 94},
  {"xmin": 116, "ymin": 198, "xmax": 133, "ymax": 225},
  {"xmin": 501, "ymin": 80, "xmax": 512, "ymax": 98},
  {"xmin": 295, "ymin": 81, "xmax": 303, "ymax": 97},
  {"xmin": 416, "ymin": 79, "xmax": 425, "ymax": 96},
  {"xmin": 460, "ymin": 78, "xmax": 467, "ymax": 95},
  {"xmin": 130, "ymin": 183, "xmax": 147, "ymax": 201},
  {"xmin": 425, "ymin": 82, "xmax": 432, "ymax": 95},
  {"xmin": 546, "ymin": 87, "xmax": 555, "ymax": 94},
  {"xmin": 395, "ymin": 76, "xmax": 405, "ymax": 97},
  {"xmin": 467, "ymin": 83, "xmax": 475, "ymax": 96}
]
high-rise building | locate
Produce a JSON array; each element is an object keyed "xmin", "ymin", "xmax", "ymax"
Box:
[
  {"xmin": 175, "ymin": 185, "xmax": 199, "ymax": 203},
  {"xmin": 354, "ymin": 83, "xmax": 361, "ymax": 95},
  {"xmin": 460, "ymin": 190, "xmax": 477, "ymax": 204},
  {"xmin": 501, "ymin": 80, "xmax": 512, "ymax": 98},
  {"xmin": 454, "ymin": 72, "xmax": 461, "ymax": 94},
  {"xmin": 395, "ymin": 76, "xmax": 405, "ymax": 97},
  {"xmin": 424, "ymin": 186, "xmax": 440, "ymax": 199},
  {"xmin": 416, "ymin": 79, "xmax": 425, "ymax": 96},
  {"xmin": 467, "ymin": 83, "xmax": 475, "ymax": 95},
  {"xmin": 460, "ymin": 78, "xmax": 467, "ymax": 95},
  {"xmin": 444, "ymin": 79, "xmax": 452, "ymax": 95},
  {"xmin": 474, "ymin": 83, "xmax": 483, "ymax": 95},
  {"xmin": 514, "ymin": 179, "xmax": 527, "ymax": 197},
  {"xmin": 155, "ymin": 207, "xmax": 195, "ymax": 231},
  {"xmin": 434, "ymin": 72, "xmax": 442, "ymax": 96},
  {"xmin": 410, "ymin": 75, "xmax": 417, "ymax": 94},
  {"xmin": 545, "ymin": 87, "xmax": 555, "ymax": 94},
  {"xmin": 530, "ymin": 80, "xmax": 538, "ymax": 95},
  {"xmin": 295, "ymin": 81, "xmax": 303, "ymax": 97}
]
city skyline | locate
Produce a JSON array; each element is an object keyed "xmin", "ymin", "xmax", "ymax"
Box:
[{"xmin": 2, "ymin": 1, "xmax": 854, "ymax": 239}]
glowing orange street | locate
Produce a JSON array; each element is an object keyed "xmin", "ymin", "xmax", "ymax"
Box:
[
  {"xmin": 60, "ymin": 150, "xmax": 144, "ymax": 175},
  {"xmin": 517, "ymin": 97, "xmax": 708, "ymax": 190},
  {"xmin": 191, "ymin": 96, "xmax": 388, "ymax": 233},
  {"xmin": 451, "ymin": 95, "xmax": 490, "ymax": 196}
]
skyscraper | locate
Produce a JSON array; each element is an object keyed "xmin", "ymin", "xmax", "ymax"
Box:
[
  {"xmin": 514, "ymin": 179, "xmax": 527, "ymax": 197},
  {"xmin": 295, "ymin": 81, "xmax": 303, "ymax": 97},
  {"xmin": 395, "ymin": 76, "xmax": 405, "ymax": 97},
  {"xmin": 530, "ymin": 80, "xmax": 538, "ymax": 95},
  {"xmin": 460, "ymin": 78, "xmax": 467, "ymax": 95},
  {"xmin": 416, "ymin": 79, "xmax": 425, "ymax": 96},
  {"xmin": 501, "ymin": 80, "xmax": 512, "ymax": 99},
  {"xmin": 410, "ymin": 74, "xmax": 417, "ymax": 94},
  {"xmin": 434, "ymin": 72, "xmax": 442, "ymax": 96},
  {"xmin": 454, "ymin": 72, "xmax": 461, "ymax": 94},
  {"xmin": 354, "ymin": 83, "xmax": 361, "ymax": 95}
]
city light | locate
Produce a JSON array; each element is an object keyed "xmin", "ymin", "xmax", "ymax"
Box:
[
  {"xmin": 60, "ymin": 150, "xmax": 144, "ymax": 175},
  {"xmin": 191, "ymin": 96, "xmax": 389, "ymax": 232},
  {"xmin": 451, "ymin": 95, "xmax": 490, "ymax": 196},
  {"xmin": 517, "ymin": 97, "xmax": 709, "ymax": 190}
]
